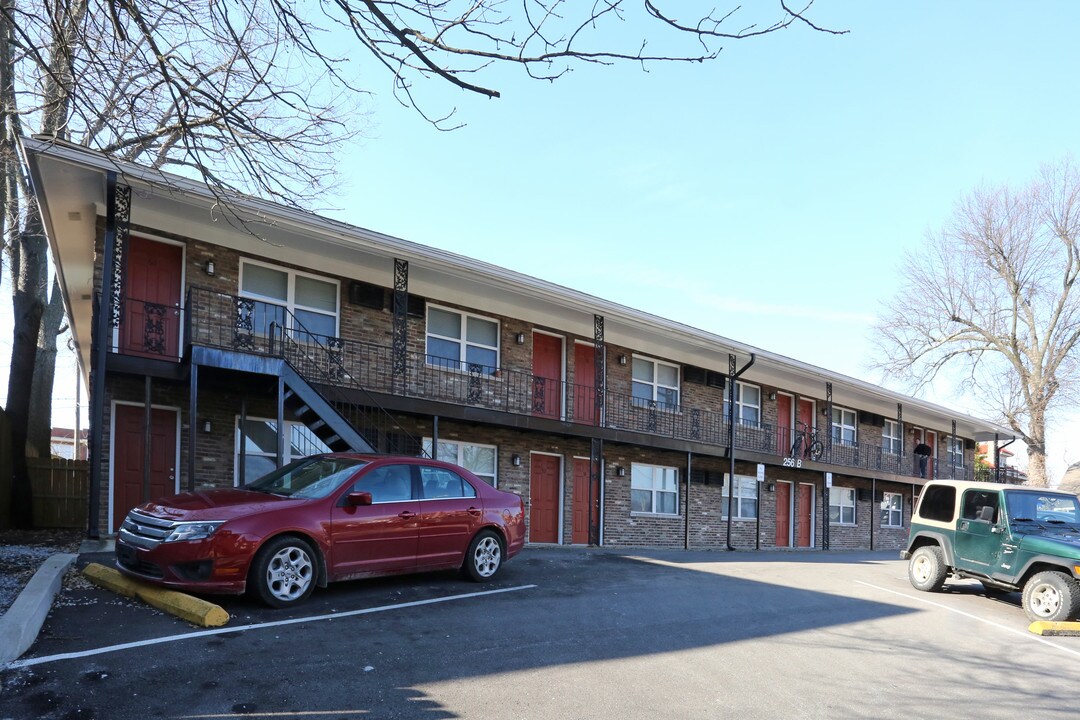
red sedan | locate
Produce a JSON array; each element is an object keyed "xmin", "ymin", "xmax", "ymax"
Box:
[{"xmin": 115, "ymin": 454, "xmax": 526, "ymax": 607}]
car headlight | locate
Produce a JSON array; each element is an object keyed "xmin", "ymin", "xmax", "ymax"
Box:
[{"xmin": 163, "ymin": 521, "xmax": 225, "ymax": 543}]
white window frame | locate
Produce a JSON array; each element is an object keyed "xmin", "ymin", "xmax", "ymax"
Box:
[
  {"xmin": 881, "ymin": 492, "xmax": 903, "ymax": 528},
  {"xmin": 238, "ymin": 259, "xmax": 341, "ymax": 337},
  {"xmin": 421, "ymin": 437, "xmax": 498, "ymax": 487},
  {"xmin": 233, "ymin": 416, "xmax": 332, "ymax": 486},
  {"xmin": 722, "ymin": 473, "xmax": 759, "ymax": 520},
  {"xmin": 630, "ymin": 463, "xmax": 679, "ymax": 516},
  {"xmin": 425, "ymin": 304, "xmax": 501, "ymax": 374},
  {"xmin": 946, "ymin": 437, "xmax": 965, "ymax": 469},
  {"xmin": 631, "ymin": 355, "xmax": 680, "ymax": 410},
  {"xmin": 831, "ymin": 407, "xmax": 857, "ymax": 447},
  {"xmin": 723, "ymin": 381, "xmax": 762, "ymax": 427},
  {"xmin": 830, "ymin": 486, "xmax": 856, "ymax": 525},
  {"xmin": 882, "ymin": 420, "xmax": 902, "ymax": 456}
]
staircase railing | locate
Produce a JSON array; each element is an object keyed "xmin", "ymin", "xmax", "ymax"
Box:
[{"xmin": 186, "ymin": 286, "xmax": 425, "ymax": 456}]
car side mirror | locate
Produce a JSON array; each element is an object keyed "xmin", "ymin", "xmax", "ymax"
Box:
[{"xmin": 346, "ymin": 491, "xmax": 373, "ymax": 506}]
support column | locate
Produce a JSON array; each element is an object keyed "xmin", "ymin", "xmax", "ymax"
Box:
[
  {"xmin": 823, "ymin": 382, "xmax": 833, "ymax": 551},
  {"xmin": 277, "ymin": 375, "xmax": 285, "ymax": 469},
  {"xmin": 392, "ymin": 259, "xmax": 409, "ymax": 395},
  {"xmin": 590, "ymin": 437, "xmax": 602, "ymax": 546},
  {"xmin": 685, "ymin": 452, "xmax": 692, "ymax": 550},
  {"xmin": 897, "ymin": 403, "xmax": 904, "ymax": 474},
  {"xmin": 951, "ymin": 419, "xmax": 957, "ymax": 479},
  {"xmin": 188, "ymin": 363, "xmax": 198, "ymax": 492},
  {"xmin": 142, "ymin": 376, "xmax": 152, "ymax": 502},
  {"xmin": 593, "ymin": 315, "xmax": 605, "ymax": 426},
  {"xmin": 238, "ymin": 396, "xmax": 248, "ymax": 485}
]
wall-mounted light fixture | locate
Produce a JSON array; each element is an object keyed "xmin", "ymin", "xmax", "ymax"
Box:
[
  {"xmin": 768, "ymin": 391, "xmax": 777, "ymax": 401},
  {"xmin": 765, "ymin": 482, "xmax": 776, "ymax": 492},
  {"xmin": 202, "ymin": 419, "xmax": 212, "ymax": 433},
  {"xmin": 515, "ymin": 332, "xmax": 526, "ymax": 345},
  {"xmin": 615, "ymin": 465, "xmax": 626, "ymax": 477},
  {"xmin": 205, "ymin": 259, "xmax": 216, "ymax": 276},
  {"xmin": 511, "ymin": 454, "xmax": 522, "ymax": 466},
  {"xmin": 618, "ymin": 355, "xmax": 628, "ymax": 366}
]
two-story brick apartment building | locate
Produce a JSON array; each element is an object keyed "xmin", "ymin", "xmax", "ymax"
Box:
[{"xmin": 23, "ymin": 137, "xmax": 1014, "ymax": 552}]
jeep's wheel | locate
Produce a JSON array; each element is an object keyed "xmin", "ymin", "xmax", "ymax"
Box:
[
  {"xmin": 1022, "ymin": 571, "xmax": 1080, "ymax": 622},
  {"xmin": 908, "ymin": 546, "xmax": 947, "ymax": 592}
]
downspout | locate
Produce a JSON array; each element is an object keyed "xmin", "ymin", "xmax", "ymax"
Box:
[
  {"xmin": 996, "ymin": 436, "xmax": 1017, "ymax": 483},
  {"xmin": 726, "ymin": 353, "xmax": 756, "ymax": 551}
]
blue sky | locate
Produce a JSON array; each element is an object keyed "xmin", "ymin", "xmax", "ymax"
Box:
[{"xmin": 14, "ymin": 2, "xmax": 1080, "ymax": 479}]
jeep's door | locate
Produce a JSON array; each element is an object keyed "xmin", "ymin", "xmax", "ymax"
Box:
[{"xmin": 954, "ymin": 489, "xmax": 1004, "ymax": 571}]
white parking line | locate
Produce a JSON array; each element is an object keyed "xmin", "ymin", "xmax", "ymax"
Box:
[
  {"xmin": 856, "ymin": 580, "xmax": 1080, "ymax": 659},
  {"xmin": 5, "ymin": 584, "xmax": 537, "ymax": 671}
]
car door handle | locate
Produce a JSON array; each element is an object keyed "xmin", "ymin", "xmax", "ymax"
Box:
[
  {"xmin": 399, "ymin": 511, "xmax": 416, "ymax": 519},
  {"xmin": 467, "ymin": 506, "xmax": 482, "ymax": 516}
]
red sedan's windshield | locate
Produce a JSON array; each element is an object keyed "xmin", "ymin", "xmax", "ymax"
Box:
[{"xmin": 246, "ymin": 457, "xmax": 367, "ymax": 499}]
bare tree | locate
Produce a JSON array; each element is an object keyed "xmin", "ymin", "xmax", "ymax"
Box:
[
  {"xmin": 1, "ymin": 0, "xmax": 842, "ymax": 527},
  {"xmin": 874, "ymin": 159, "xmax": 1080, "ymax": 487}
]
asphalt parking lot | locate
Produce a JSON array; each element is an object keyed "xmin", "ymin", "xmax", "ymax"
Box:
[{"xmin": 3, "ymin": 546, "xmax": 1080, "ymax": 720}]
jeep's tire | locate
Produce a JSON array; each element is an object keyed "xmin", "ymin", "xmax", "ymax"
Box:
[
  {"xmin": 1022, "ymin": 570, "xmax": 1080, "ymax": 622},
  {"xmin": 908, "ymin": 546, "xmax": 947, "ymax": 592}
]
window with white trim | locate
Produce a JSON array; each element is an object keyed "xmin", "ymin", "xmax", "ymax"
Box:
[
  {"xmin": 881, "ymin": 492, "xmax": 903, "ymax": 528},
  {"xmin": 235, "ymin": 417, "xmax": 332, "ymax": 485},
  {"xmin": 422, "ymin": 438, "xmax": 498, "ymax": 486},
  {"xmin": 946, "ymin": 437, "xmax": 965, "ymax": 469},
  {"xmin": 722, "ymin": 474, "xmax": 759, "ymax": 520},
  {"xmin": 426, "ymin": 306, "xmax": 500, "ymax": 375},
  {"xmin": 631, "ymin": 356, "xmax": 680, "ymax": 410},
  {"xmin": 829, "ymin": 487, "xmax": 856, "ymax": 525},
  {"xmin": 631, "ymin": 463, "xmax": 678, "ymax": 515},
  {"xmin": 239, "ymin": 260, "xmax": 340, "ymax": 339},
  {"xmin": 831, "ymin": 407, "xmax": 857, "ymax": 447},
  {"xmin": 882, "ymin": 420, "xmax": 902, "ymax": 455},
  {"xmin": 722, "ymin": 382, "xmax": 762, "ymax": 426}
]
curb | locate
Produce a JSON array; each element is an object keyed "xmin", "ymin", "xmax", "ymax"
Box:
[
  {"xmin": 1028, "ymin": 620, "xmax": 1080, "ymax": 637},
  {"xmin": 0, "ymin": 552, "xmax": 77, "ymax": 664},
  {"xmin": 82, "ymin": 563, "xmax": 230, "ymax": 628}
]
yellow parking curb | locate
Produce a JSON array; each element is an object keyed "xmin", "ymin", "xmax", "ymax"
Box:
[
  {"xmin": 1028, "ymin": 620, "xmax": 1080, "ymax": 637},
  {"xmin": 83, "ymin": 563, "xmax": 230, "ymax": 628}
]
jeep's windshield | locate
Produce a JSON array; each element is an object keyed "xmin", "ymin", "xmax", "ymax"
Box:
[{"xmin": 1004, "ymin": 491, "xmax": 1080, "ymax": 526}]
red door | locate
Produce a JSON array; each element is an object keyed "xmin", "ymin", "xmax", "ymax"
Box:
[
  {"xmin": 574, "ymin": 344, "xmax": 598, "ymax": 425},
  {"xmin": 571, "ymin": 458, "xmax": 598, "ymax": 544},
  {"xmin": 532, "ymin": 333, "xmax": 563, "ymax": 419},
  {"xmin": 121, "ymin": 236, "xmax": 184, "ymax": 359},
  {"xmin": 529, "ymin": 454, "xmax": 561, "ymax": 543},
  {"xmin": 113, "ymin": 405, "xmax": 177, "ymax": 532},
  {"xmin": 797, "ymin": 398, "xmax": 815, "ymax": 438},
  {"xmin": 329, "ymin": 464, "xmax": 419, "ymax": 576},
  {"xmin": 775, "ymin": 481, "xmax": 792, "ymax": 547},
  {"xmin": 796, "ymin": 484, "xmax": 814, "ymax": 548},
  {"xmin": 776, "ymin": 394, "xmax": 793, "ymax": 454}
]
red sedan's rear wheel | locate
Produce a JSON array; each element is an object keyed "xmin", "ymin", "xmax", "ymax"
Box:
[
  {"xmin": 249, "ymin": 536, "xmax": 317, "ymax": 608},
  {"xmin": 463, "ymin": 530, "xmax": 503, "ymax": 582}
]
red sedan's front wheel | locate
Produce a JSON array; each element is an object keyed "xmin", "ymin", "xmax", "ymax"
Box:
[{"xmin": 250, "ymin": 536, "xmax": 317, "ymax": 608}]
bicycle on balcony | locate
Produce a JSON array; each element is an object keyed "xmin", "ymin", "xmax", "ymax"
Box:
[{"xmin": 790, "ymin": 420, "xmax": 824, "ymax": 462}]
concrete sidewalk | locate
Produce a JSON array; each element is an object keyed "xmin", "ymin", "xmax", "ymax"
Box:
[{"xmin": 0, "ymin": 537, "xmax": 113, "ymax": 665}]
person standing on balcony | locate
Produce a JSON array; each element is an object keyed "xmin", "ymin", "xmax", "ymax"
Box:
[{"xmin": 914, "ymin": 441, "xmax": 933, "ymax": 478}]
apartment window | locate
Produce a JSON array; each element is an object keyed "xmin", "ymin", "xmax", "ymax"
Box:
[
  {"xmin": 426, "ymin": 306, "xmax": 500, "ymax": 375},
  {"xmin": 235, "ymin": 417, "xmax": 331, "ymax": 485},
  {"xmin": 831, "ymin": 407, "xmax": 857, "ymax": 447},
  {"xmin": 239, "ymin": 260, "xmax": 339, "ymax": 338},
  {"xmin": 946, "ymin": 437, "xmax": 965, "ymax": 468},
  {"xmin": 881, "ymin": 492, "xmax": 903, "ymax": 528},
  {"xmin": 882, "ymin": 420, "xmax": 902, "ymax": 455},
  {"xmin": 830, "ymin": 487, "xmax": 856, "ymax": 525},
  {"xmin": 631, "ymin": 356, "xmax": 680, "ymax": 410},
  {"xmin": 422, "ymin": 438, "xmax": 497, "ymax": 486},
  {"xmin": 631, "ymin": 463, "xmax": 678, "ymax": 515},
  {"xmin": 722, "ymin": 382, "xmax": 762, "ymax": 426},
  {"xmin": 722, "ymin": 474, "xmax": 759, "ymax": 520}
]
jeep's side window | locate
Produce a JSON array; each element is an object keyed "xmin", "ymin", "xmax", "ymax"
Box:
[
  {"xmin": 918, "ymin": 485, "xmax": 955, "ymax": 522},
  {"xmin": 961, "ymin": 490, "xmax": 999, "ymax": 523}
]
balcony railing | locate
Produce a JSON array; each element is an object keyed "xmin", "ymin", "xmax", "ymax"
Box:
[{"xmin": 174, "ymin": 287, "xmax": 973, "ymax": 479}]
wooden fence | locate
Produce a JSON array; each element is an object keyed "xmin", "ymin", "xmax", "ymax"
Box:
[{"xmin": 28, "ymin": 459, "xmax": 88, "ymax": 529}]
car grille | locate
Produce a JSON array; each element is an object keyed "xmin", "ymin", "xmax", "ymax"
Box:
[
  {"xmin": 116, "ymin": 543, "xmax": 165, "ymax": 579},
  {"xmin": 118, "ymin": 510, "xmax": 178, "ymax": 550}
]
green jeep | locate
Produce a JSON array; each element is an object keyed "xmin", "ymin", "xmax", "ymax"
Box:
[{"xmin": 901, "ymin": 480, "xmax": 1080, "ymax": 622}]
